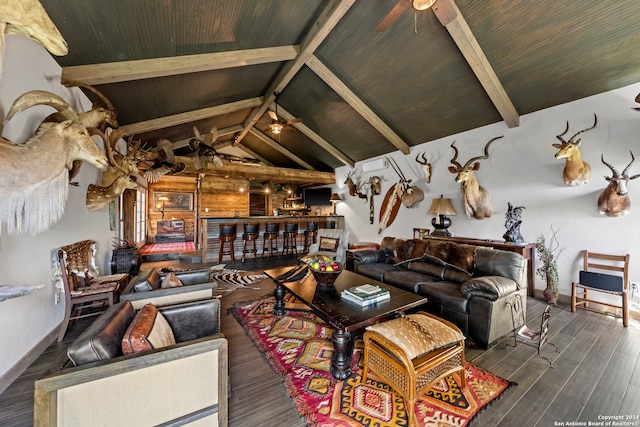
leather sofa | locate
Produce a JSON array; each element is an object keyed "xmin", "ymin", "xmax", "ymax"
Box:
[
  {"xmin": 120, "ymin": 267, "xmax": 217, "ymax": 309},
  {"xmin": 34, "ymin": 299, "xmax": 227, "ymax": 426},
  {"xmin": 352, "ymin": 237, "xmax": 527, "ymax": 348}
]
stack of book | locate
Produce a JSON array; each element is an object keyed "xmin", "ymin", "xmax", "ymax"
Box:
[{"xmin": 341, "ymin": 284, "xmax": 390, "ymax": 307}]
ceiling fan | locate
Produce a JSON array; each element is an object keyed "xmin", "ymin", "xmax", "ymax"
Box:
[
  {"xmin": 268, "ymin": 92, "xmax": 302, "ymax": 135},
  {"xmin": 376, "ymin": 0, "xmax": 437, "ymax": 33}
]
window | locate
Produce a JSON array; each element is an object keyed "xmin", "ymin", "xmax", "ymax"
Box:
[{"xmin": 135, "ymin": 189, "xmax": 147, "ymax": 243}]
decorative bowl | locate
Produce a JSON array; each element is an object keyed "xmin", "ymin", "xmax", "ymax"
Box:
[{"xmin": 310, "ymin": 268, "xmax": 341, "ymax": 286}]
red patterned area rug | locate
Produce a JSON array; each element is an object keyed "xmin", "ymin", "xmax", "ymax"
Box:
[
  {"xmin": 140, "ymin": 241, "xmax": 195, "ymax": 255},
  {"xmin": 231, "ymin": 296, "xmax": 515, "ymax": 427}
]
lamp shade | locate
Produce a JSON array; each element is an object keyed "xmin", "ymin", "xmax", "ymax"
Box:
[
  {"xmin": 427, "ymin": 196, "xmax": 456, "ymax": 216},
  {"xmin": 329, "ymin": 193, "xmax": 341, "ymax": 202},
  {"xmin": 413, "ymin": 0, "xmax": 437, "ymax": 10}
]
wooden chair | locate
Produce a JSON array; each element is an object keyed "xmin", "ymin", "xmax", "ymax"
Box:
[
  {"xmin": 241, "ymin": 222, "xmax": 260, "ymax": 262},
  {"xmin": 218, "ymin": 223, "xmax": 237, "ymax": 263},
  {"xmin": 571, "ymin": 250, "xmax": 630, "ymax": 327},
  {"xmin": 57, "ymin": 248, "xmax": 119, "ymax": 342},
  {"xmin": 282, "ymin": 222, "xmax": 299, "ymax": 256}
]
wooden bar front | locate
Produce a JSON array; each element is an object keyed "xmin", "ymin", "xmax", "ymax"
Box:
[
  {"xmin": 424, "ymin": 236, "xmax": 536, "ymax": 297},
  {"xmin": 201, "ymin": 216, "xmax": 345, "ymax": 262}
]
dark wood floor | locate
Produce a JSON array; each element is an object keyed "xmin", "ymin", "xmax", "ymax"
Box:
[{"xmin": 2, "ymin": 253, "xmax": 639, "ymax": 426}]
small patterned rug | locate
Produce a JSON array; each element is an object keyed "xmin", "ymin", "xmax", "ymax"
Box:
[
  {"xmin": 231, "ymin": 296, "xmax": 515, "ymax": 427},
  {"xmin": 140, "ymin": 241, "xmax": 195, "ymax": 255}
]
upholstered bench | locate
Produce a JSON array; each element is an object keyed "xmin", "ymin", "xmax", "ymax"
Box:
[{"xmin": 362, "ymin": 312, "xmax": 466, "ymax": 426}]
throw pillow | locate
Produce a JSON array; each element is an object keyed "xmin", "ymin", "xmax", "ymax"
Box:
[
  {"xmin": 318, "ymin": 236, "xmax": 340, "ymax": 252},
  {"xmin": 122, "ymin": 304, "xmax": 176, "ymax": 355},
  {"xmin": 147, "ymin": 269, "xmax": 161, "ymax": 290},
  {"xmin": 161, "ymin": 272, "xmax": 183, "ymax": 288},
  {"xmin": 460, "ymin": 276, "xmax": 518, "ymax": 300}
]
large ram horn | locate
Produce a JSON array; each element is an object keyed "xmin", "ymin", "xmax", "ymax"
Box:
[
  {"xmin": 63, "ymin": 80, "xmax": 116, "ymax": 112},
  {"xmin": 462, "ymin": 136, "xmax": 503, "ymax": 169},
  {"xmin": 3, "ymin": 90, "xmax": 77, "ymax": 124}
]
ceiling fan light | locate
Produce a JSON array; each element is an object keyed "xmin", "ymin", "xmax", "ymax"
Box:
[
  {"xmin": 271, "ymin": 123, "xmax": 283, "ymax": 134},
  {"xmin": 413, "ymin": 0, "xmax": 436, "ymax": 10}
]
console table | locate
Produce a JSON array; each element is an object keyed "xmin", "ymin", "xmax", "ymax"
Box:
[{"xmin": 424, "ymin": 236, "xmax": 536, "ymax": 297}]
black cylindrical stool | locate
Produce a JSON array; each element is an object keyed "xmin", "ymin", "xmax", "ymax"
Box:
[
  {"xmin": 304, "ymin": 221, "xmax": 319, "ymax": 251},
  {"xmin": 242, "ymin": 223, "xmax": 259, "ymax": 262},
  {"xmin": 218, "ymin": 223, "xmax": 237, "ymax": 263},
  {"xmin": 326, "ymin": 219, "xmax": 338, "ymax": 229},
  {"xmin": 282, "ymin": 222, "xmax": 299, "ymax": 256},
  {"xmin": 262, "ymin": 222, "xmax": 280, "ymax": 259}
]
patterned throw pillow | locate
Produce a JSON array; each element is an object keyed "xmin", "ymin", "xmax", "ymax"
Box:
[
  {"xmin": 161, "ymin": 272, "xmax": 183, "ymax": 288},
  {"xmin": 318, "ymin": 237, "xmax": 340, "ymax": 252},
  {"xmin": 122, "ymin": 304, "xmax": 176, "ymax": 355}
]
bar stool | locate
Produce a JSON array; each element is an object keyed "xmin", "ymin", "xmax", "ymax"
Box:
[
  {"xmin": 218, "ymin": 223, "xmax": 237, "ymax": 263},
  {"xmin": 304, "ymin": 221, "xmax": 319, "ymax": 251},
  {"xmin": 241, "ymin": 223, "xmax": 259, "ymax": 262},
  {"xmin": 282, "ymin": 222, "xmax": 299, "ymax": 256},
  {"xmin": 262, "ymin": 222, "xmax": 280, "ymax": 259}
]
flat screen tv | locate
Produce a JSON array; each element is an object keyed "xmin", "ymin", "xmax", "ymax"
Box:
[{"xmin": 303, "ymin": 187, "xmax": 332, "ymax": 206}]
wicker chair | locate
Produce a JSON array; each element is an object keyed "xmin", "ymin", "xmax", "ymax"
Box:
[{"xmin": 362, "ymin": 312, "xmax": 466, "ymax": 426}]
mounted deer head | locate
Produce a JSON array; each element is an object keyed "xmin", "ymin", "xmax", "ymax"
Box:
[
  {"xmin": 448, "ymin": 136, "xmax": 503, "ymax": 219},
  {"xmin": 597, "ymin": 151, "xmax": 640, "ymax": 217},
  {"xmin": 552, "ymin": 114, "xmax": 597, "ymax": 186},
  {"xmin": 415, "ymin": 152, "xmax": 432, "ymax": 183},
  {"xmin": 344, "ymin": 169, "xmax": 367, "ymax": 201}
]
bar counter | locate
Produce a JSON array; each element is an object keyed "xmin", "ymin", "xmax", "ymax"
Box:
[{"xmin": 200, "ymin": 215, "xmax": 345, "ymax": 262}]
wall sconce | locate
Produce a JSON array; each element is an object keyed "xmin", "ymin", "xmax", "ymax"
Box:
[
  {"xmin": 427, "ymin": 195, "xmax": 456, "ymax": 236},
  {"xmin": 330, "ymin": 193, "xmax": 341, "ymax": 215}
]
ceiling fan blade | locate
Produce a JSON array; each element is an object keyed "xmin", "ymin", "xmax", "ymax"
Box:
[
  {"xmin": 376, "ymin": 0, "xmax": 410, "ymax": 33},
  {"xmin": 285, "ymin": 118, "xmax": 303, "ymax": 125},
  {"xmin": 268, "ymin": 110, "xmax": 278, "ymax": 121}
]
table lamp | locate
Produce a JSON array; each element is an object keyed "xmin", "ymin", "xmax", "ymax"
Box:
[
  {"xmin": 329, "ymin": 193, "xmax": 341, "ymax": 215},
  {"xmin": 427, "ymin": 195, "xmax": 456, "ymax": 236}
]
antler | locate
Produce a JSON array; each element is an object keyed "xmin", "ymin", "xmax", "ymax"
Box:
[
  {"xmin": 568, "ymin": 113, "xmax": 597, "ymax": 144},
  {"xmin": 415, "ymin": 152, "xmax": 428, "ymax": 165},
  {"xmin": 622, "ymin": 150, "xmax": 635, "ymax": 176},
  {"xmin": 462, "ymin": 136, "xmax": 503, "ymax": 169},
  {"xmin": 601, "ymin": 154, "xmax": 619, "ymax": 177},
  {"xmin": 449, "ymin": 141, "xmax": 462, "ymax": 169}
]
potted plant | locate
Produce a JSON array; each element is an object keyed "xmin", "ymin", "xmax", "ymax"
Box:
[{"xmin": 535, "ymin": 227, "xmax": 564, "ymax": 305}]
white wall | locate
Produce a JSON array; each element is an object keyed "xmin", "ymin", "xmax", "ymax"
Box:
[
  {"xmin": 0, "ymin": 36, "xmax": 115, "ymax": 380},
  {"xmin": 335, "ymin": 82, "xmax": 640, "ymax": 301}
]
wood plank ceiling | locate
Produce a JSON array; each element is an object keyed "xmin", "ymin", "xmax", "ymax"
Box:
[{"xmin": 36, "ymin": 0, "xmax": 640, "ymax": 184}]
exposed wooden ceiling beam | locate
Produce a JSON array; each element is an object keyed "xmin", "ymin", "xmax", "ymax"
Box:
[
  {"xmin": 61, "ymin": 46, "xmax": 300, "ymax": 85},
  {"xmin": 234, "ymin": 145, "xmax": 274, "ymax": 166},
  {"xmin": 235, "ymin": 0, "xmax": 357, "ymax": 145},
  {"xmin": 269, "ymin": 103, "xmax": 355, "ymax": 167},
  {"xmin": 306, "ymin": 55, "xmax": 411, "ymax": 155},
  {"xmin": 248, "ymin": 128, "xmax": 315, "ymax": 170},
  {"xmin": 176, "ymin": 157, "xmax": 334, "ymax": 185},
  {"xmin": 433, "ymin": 0, "xmax": 519, "ymax": 128},
  {"xmin": 120, "ymin": 97, "xmax": 262, "ymax": 136}
]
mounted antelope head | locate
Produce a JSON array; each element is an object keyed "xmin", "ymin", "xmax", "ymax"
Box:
[
  {"xmin": 415, "ymin": 152, "xmax": 432, "ymax": 183},
  {"xmin": 597, "ymin": 152, "xmax": 640, "ymax": 217},
  {"xmin": 448, "ymin": 136, "xmax": 503, "ymax": 219},
  {"xmin": 344, "ymin": 169, "xmax": 367, "ymax": 201},
  {"xmin": 553, "ymin": 114, "xmax": 597, "ymax": 186},
  {"xmin": 388, "ymin": 157, "xmax": 424, "ymax": 208}
]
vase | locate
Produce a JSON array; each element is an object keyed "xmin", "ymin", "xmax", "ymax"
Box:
[{"xmin": 543, "ymin": 271, "xmax": 558, "ymax": 305}]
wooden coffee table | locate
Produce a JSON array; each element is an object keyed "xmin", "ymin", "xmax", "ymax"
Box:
[{"xmin": 265, "ymin": 266, "xmax": 427, "ymax": 379}]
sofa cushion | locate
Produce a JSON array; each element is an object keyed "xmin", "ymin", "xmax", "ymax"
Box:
[
  {"xmin": 161, "ymin": 272, "xmax": 183, "ymax": 288},
  {"xmin": 67, "ymin": 301, "xmax": 136, "ymax": 366},
  {"xmin": 122, "ymin": 304, "xmax": 176, "ymax": 355},
  {"xmin": 405, "ymin": 260, "xmax": 447, "ymax": 278},
  {"xmin": 383, "ymin": 270, "xmax": 436, "ymax": 293},
  {"xmin": 460, "ymin": 276, "xmax": 518, "ymax": 301},
  {"xmin": 132, "ymin": 269, "xmax": 161, "ymax": 292},
  {"xmin": 415, "ymin": 281, "xmax": 469, "ymax": 312},
  {"xmin": 357, "ymin": 263, "xmax": 400, "ymax": 282},
  {"xmin": 442, "ymin": 265, "xmax": 474, "ymax": 284},
  {"xmin": 474, "ymin": 247, "xmax": 525, "ymax": 286}
]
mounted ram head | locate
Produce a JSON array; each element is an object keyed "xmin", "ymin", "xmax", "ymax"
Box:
[{"xmin": 448, "ymin": 136, "xmax": 502, "ymax": 219}]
